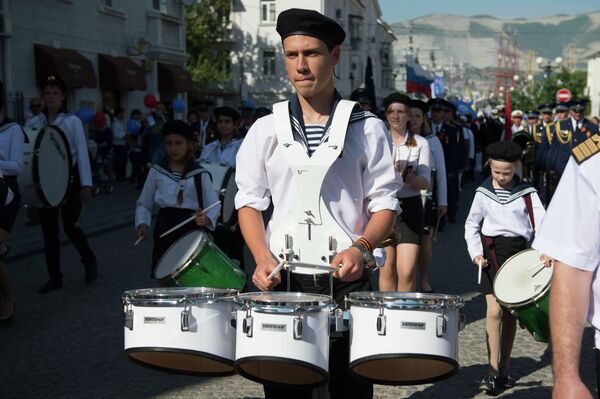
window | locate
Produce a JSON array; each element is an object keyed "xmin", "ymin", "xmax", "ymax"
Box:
[
  {"xmin": 260, "ymin": 0, "xmax": 276, "ymax": 24},
  {"xmin": 102, "ymin": 0, "xmax": 114, "ymax": 7},
  {"xmin": 349, "ymin": 15, "xmax": 363, "ymax": 50},
  {"xmin": 380, "ymin": 42, "xmax": 391, "ymax": 68},
  {"xmin": 263, "ymin": 50, "xmax": 276, "ymax": 77},
  {"xmin": 153, "ymin": 0, "xmax": 168, "ymax": 13}
]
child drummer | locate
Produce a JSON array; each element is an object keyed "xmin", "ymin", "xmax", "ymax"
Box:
[
  {"xmin": 464, "ymin": 140, "xmax": 546, "ymax": 394},
  {"xmin": 135, "ymin": 120, "xmax": 220, "ymax": 278}
]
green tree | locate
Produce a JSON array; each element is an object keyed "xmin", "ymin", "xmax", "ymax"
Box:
[
  {"xmin": 185, "ymin": 0, "xmax": 232, "ymax": 96},
  {"xmin": 511, "ymin": 68, "xmax": 588, "ymax": 112}
]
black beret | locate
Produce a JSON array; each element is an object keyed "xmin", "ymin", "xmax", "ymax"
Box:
[
  {"xmin": 161, "ymin": 119, "xmax": 193, "ymax": 139},
  {"xmin": 486, "ymin": 141, "xmax": 522, "ymax": 162},
  {"xmin": 351, "ymin": 88, "xmax": 372, "ymax": 104},
  {"xmin": 41, "ymin": 75, "xmax": 67, "ymax": 93},
  {"xmin": 409, "ymin": 99, "xmax": 429, "ymax": 114},
  {"xmin": 215, "ymin": 106, "xmax": 241, "ymax": 122},
  {"xmin": 276, "ymin": 8, "xmax": 345, "ymax": 48},
  {"xmin": 383, "ymin": 92, "xmax": 411, "ymax": 111}
]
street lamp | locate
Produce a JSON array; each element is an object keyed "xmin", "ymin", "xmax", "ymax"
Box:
[{"xmin": 536, "ymin": 56, "xmax": 562, "ymax": 78}]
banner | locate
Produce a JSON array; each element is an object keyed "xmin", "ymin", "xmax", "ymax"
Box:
[{"xmin": 406, "ymin": 56, "xmax": 433, "ymax": 98}]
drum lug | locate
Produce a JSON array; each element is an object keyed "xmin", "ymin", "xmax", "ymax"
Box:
[
  {"xmin": 293, "ymin": 316, "xmax": 303, "ymax": 340},
  {"xmin": 124, "ymin": 303, "xmax": 134, "ymax": 331},
  {"xmin": 330, "ymin": 309, "xmax": 348, "ymax": 334},
  {"xmin": 436, "ymin": 315, "xmax": 447, "ymax": 337},
  {"xmin": 230, "ymin": 311, "xmax": 237, "ymax": 329},
  {"xmin": 180, "ymin": 301, "xmax": 190, "ymax": 332},
  {"xmin": 243, "ymin": 316, "xmax": 253, "ymax": 337},
  {"xmin": 459, "ymin": 312, "xmax": 466, "ymax": 331},
  {"xmin": 377, "ymin": 304, "xmax": 386, "ymax": 335}
]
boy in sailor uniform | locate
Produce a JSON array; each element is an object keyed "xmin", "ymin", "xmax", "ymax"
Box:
[
  {"xmin": 135, "ymin": 120, "xmax": 219, "ymax": 277},
  {"xmin": 464, "ymin": 141, "xmax": 546, "ymax": 394},
  {"xmin": 29, "ymin": 76, "xmax": 98, "ymax": 293},
  {"xmin": 234, "ymin": 8, "xmax": 399, "ymax": 399}
]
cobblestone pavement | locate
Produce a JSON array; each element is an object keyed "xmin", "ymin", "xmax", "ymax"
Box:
[{"xmin": 0, "ymin": 181, "xmax": 596, "ymax": 398}]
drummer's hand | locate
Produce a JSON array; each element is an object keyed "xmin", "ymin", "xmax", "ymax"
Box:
[
  {"xmin": 80, "ymin": 187, "xmax": 92, "ymax": 203},
  {"xmin": 332, "ymin": 247, "xmax": 363, "ymax": 282},
  {"xmin": 137, "ymin": 224, "xmax": 148, "ymax": 241},
  {"xmin": 473, "ymin": 255, "xmax": 488, "ymax": 268},
  {"xmin": 437, "ymin": 206, "xmax": 447, "ymax": 218},
  {"xmin": 540, "ymin": 254, "xmax": 554, "ymax": 268},
  {"xmin": 252, "ymin": 256, "xmax": 280, "ymax": 292},
  {"xmin": 193, "ymin": 211, "xmax": 209, "ymax": 227}
]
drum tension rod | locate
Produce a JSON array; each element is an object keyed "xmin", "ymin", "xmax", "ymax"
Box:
[
  {"xmin": 243, "ymin": 303, "xmax": 253, "ymax": 337},
  {"xmin": 180, "ymin": 300, "xmax": 190, "ymax": 332},
  {"xmin": 124, "ymin": 301, "xmax": 134, "ymax": 331},
  {"xmin": 377, "ymin": 302, "xmax": 386, "ymax": 336}
]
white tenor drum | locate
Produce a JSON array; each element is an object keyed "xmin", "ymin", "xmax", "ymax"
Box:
[
  {"xmin": 233, "ymin": 292, "xmax": 336, "ymax": 388},
  {"xmin": 20, "ymin": 126, "xmax": 73, "ymax": 207},
  {"xmin": 122, "ymin": 287, "xmax": 238, "ymax": 375},
  {"xmin": 347, "ymin": 292, "xmax": 464, "ymax": 385},
  {"xmin": 200, "ymin": 162, "xmax": 237, "ymax": 228}
]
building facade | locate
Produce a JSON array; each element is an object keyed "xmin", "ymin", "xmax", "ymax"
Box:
[
  {"xmin": 0, "ymin": 0, "xmax": 192, "ymax": 122},
  {"xmin": 587, "ymin": 51, "xmax": 600, "ymax": 117},
  {"xmin": 211, "ymin": 0, "xmax": 396, "ymax": 109}
]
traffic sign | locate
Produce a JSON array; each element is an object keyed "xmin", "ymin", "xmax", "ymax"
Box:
[{"xmin": 556, "ymin": 88, "xmax": 572, "ymax": 103}]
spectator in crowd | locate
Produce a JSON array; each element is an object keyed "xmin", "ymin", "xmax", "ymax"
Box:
[{"xmin": 112, "ymin": 107, "xmax": 127, "ymax": 181}]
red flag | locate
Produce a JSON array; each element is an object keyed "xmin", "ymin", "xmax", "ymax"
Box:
[{"xmin": 504, "ymin": 92, "xmax": 512, "ymax": 141}]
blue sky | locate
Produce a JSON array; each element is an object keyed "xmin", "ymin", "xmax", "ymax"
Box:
[{"xmin": 378, "ymin": 0, "xmax": 600, "ymax": 22}]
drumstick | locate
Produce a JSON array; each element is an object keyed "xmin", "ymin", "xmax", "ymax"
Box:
[
  {"xmin": 134, "ymin": 236, "xmax": 143, "ymax": 246},
  {"xmin": 267, "ymin": 261, "xmax": 285, "ymax": 281},
  {"xmin": 432, "ymin": 213, "xmax": 443, "ymax": 242},
  {"xmin": 159, "ymin": 201, "xmax": 221, "ymax": 238},
  {"xmin": 526, "ymin": 261, "xmax": 546, "ymax": 271},
  {"xmin": 477, "ymin": 259, "xmax": 483, "ymax": 285},
  {"xmin": 288, "ymin": 262, "xmax": 341, "ymax": 273}
]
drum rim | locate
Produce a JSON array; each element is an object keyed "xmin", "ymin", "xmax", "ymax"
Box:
[
  {"xmin": 346, "ymin": 291, "xmax": 464, "ymax": 310},
  {"xmin": 123, "ymin": 287, "xmax": 238, "ymax": 305},
  {"xmin": 155, "ymin": 230, "xmax": 208, "ymax": 280},
  {"xmin": 493, "ymin": 248, "xmax": 553, "ymax": 308},
  {"xmin": 32, "ymin": 125, "xmax": 74, "ymax": 207},
  {"xmin": 234, "ymin": 292, "xmax": 335, "ymax": 312},
  {"xmin": 125, "ymin": 347, "xmax": 236, "ymax": 376},
  {"xmin": 234, "ymin": 355, "xmax": 330, "ymax": 388}
]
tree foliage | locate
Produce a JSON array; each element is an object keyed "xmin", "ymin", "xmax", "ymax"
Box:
[
  {"xmin": 510, "ymin": 68, "xmax": 588, "ymax": 112},
  {"xmin": 185, "ymin": 0, "xmax": 232, "ymax": 94}
]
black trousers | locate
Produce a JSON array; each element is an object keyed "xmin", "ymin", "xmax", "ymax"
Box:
[
  {"xmin": 263, "ymin": 271, "xmax": 374, "ymax": 399},
  {"xmin": 446, "ymin": 174, "xmax": 459, "ymax": 221},
  {"xmin": 39, "ymin": 176, "xmax": 96, "ymax": 281},
  {"xmin": 596, "ymin": 348, "xmax": 600, "ymax": 398}
]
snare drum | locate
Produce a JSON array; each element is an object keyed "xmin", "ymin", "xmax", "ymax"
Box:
[
  {"xmin": 493, "ymin": 249, "xmax": 553, "ymax": 343},
  {"xmin": 233, "ymin": 292, "xmax": 336, "ymax": 388},
  {"xmin": 347, "ymin": 292, "xmax": 464, "ymax": 385},
  {"xmin": 20, "ymin": 126, "xmax": 73, "ymax": 207},
  {"xmin": 155, "ymin": 230, "xmax": 246, "ymax": 290},
  {"xmin": 200, "ymin": 162, "xmax": 237, "ymax": 228},
  {"xmin": 122, "ymin": 287, "xmax": 238, "ymax": 375}
]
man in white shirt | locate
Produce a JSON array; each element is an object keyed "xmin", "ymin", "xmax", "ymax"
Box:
[
  {"xmin": 234, "ymin": 8, "xmax": 398, "ymax": 399},
  {"xmin": 532, "ymin": 137, "xmax": 600, "ymax": 399},
  {"xmin": 111, "ymin": 107, "xmax": 127, "ymax": 181}
]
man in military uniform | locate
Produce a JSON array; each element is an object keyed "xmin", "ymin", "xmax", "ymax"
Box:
[
  {"xmin": 428, "ymin": 98, "xmax": 461, "ymax": 223},
  {"xmin": 540, "ymin": 99, "xmax": 598, "ymax": 203}
]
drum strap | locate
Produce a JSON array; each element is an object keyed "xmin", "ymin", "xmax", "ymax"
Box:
[
  {"xmin": 482, "ymin": 236, "xmax": 501, "ymax": 271},
  {"xmin": 524, "ymin": 194, "xmax": 535, "ymax": 233},
  {"xmin": 193, "ymin": 173, "xmax": 205, "ymax": 210}
]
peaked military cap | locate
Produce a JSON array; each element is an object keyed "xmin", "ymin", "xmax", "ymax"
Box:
[
  {"xmin": 569, "ymin": 99, "xmax": 587, "ymax": 112},
  {"xmin": 427, "ymin": 98, "xmax": 451, "ymax": 111},
  {"xmin": 528, "ymin": 111, "xmax": 539, "ymax": 118},
  {"xmin": 351, "ymin": 88, "xmax": 372, "ymax": 104},
  {"xmin": 276, "ymin": 8, "xmax": 345, "ymax": 48},
  {"xmin": 537, "ymin": 103, "xmax": 553, "ymax": 113},
  {"xmin": 555, "ymin": 102, "xmax": 569, "ymax": 112}
]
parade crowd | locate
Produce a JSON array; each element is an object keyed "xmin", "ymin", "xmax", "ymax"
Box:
[{"xmin": 2, "ymin": 8, "xmax": 600, "ymax": 399}]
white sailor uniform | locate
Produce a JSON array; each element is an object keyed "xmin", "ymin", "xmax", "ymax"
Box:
[
  {"xmin": 198, "ymin": 138, "xmax": 243, "ymax": 169},
  {"xmin": 0, "ymin": 119, "xmax": 24, "ymax": 232}
]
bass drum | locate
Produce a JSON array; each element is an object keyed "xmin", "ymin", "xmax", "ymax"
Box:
[
  {"xmin": 200, "ymin": 162, "xmax": 238, "ymax": 229},
  {"xmin": 20, "ymin": 126, "xmax": 73, "ymax": 207}
]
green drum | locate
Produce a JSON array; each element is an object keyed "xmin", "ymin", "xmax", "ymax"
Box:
[
  {"xmin": 493, "ymin": 249, "xmax": 553, "ymax": 343},
  {"xmin": 155, "ymin": 230, "xmax": 246, "ymax": 290}
]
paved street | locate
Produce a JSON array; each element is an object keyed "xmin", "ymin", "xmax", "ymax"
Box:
[{"xmin": 0, "ymin": 181, "xmax": 596, "ymax": 399}]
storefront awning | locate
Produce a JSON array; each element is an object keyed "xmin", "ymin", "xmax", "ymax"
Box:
[
  {"xmin": 98, "ymin": 54, "xmax": 147, "ymax": 91},
  {"xmin": 34, "ymin": 44, "xmax": 97, "ymax": 88},
  {"xmin": 157, "ymin": 62, "xmax": 193, "ymax": 92}
]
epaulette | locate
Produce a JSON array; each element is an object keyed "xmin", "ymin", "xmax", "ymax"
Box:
[{"xmin": 571, "ymin": 134, "xmax": 600, "ymax": 164}]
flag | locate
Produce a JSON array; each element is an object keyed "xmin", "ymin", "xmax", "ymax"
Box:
[
  {"xmin": 432, "ymin": 76, "xmax": 444, "ymax": 99},
  {"xmin": 364, "ymin": 56, "xmax": 376, "ymax": 106},
  {"xmin": 504, "ymin": 92, "xmax": 512, "ymax": 141},
  {"xmin": 406, "ymin": 56, "xmax": 433, "ymax": 98}
]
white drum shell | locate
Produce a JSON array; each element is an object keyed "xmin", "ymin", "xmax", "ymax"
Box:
[
  {"xmin": 234, "ymin": 308, "xmax": 330, "ymax": 380},
  {"xmin": 349, "ymin": 305, "xmax": 460, "ymax": 384},
  {"xmin": 124, "ymin": 300, "xmax": 236, "ymax": 366}
]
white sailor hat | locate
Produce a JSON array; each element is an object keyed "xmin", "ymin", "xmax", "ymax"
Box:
[{"xmin": 511, "ymin": 110, "xmax": 523, "ymax": 118}]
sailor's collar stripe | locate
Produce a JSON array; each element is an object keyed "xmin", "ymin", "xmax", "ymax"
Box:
[{"xmin": 476, "ymin": 186, "xmax": 537, "ymax": 204}]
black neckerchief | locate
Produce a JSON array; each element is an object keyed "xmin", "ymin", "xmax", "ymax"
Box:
[
  {"xmin": 288, "ymin": 89, "xmax": 376, "ymax": 153},
  {"xmin": 153, "ymin": 160, "xmax": 206, "ymax": 182},
  {"xmin": 476, "ymin": 175, "xmax": 537, "ymax": 204}
]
